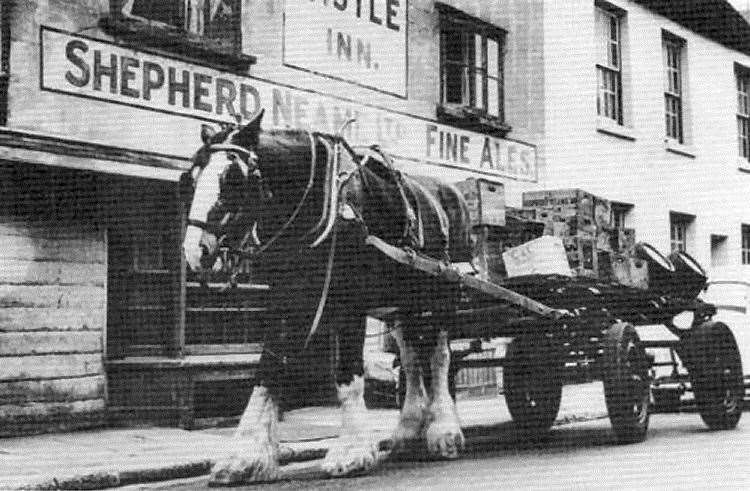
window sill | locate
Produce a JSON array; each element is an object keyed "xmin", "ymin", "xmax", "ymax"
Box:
[
  {"xmin": 596, "ymin": 117, "xmax": 636, "ymax": 141},
  {"xmin": 99, "ymin": 16, "xmax": 256, "ymax": 71},
  {"xmin": 738, "ymin": 157, "xmax": 750, "ymax": 173},
  {"xmin": 664, "ymin": 138, "xmax": 696, "ymax": 158},
  {"xmin": 437, "ymin": 105, "xmax": 511, "ymax": 137}
]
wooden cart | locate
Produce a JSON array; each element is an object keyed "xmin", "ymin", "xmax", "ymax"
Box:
[{"xmin": 366, "ymin": 234, "xmax": 744, "ymax": 443}]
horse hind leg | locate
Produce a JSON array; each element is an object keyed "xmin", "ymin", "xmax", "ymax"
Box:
[
  {"xmin": 321, "ymin": 316, "xmax": 379, "ymax": 477},
  {"xmin": 424, "ymin": 328, "xmax": 464, "ymax": 460},
  {"xmin": 390, "ymin": 322, "xmax": 429, "ymax": 457},
  {"xmin": 209, "ymin": 385, "xmax": 280, "ymax": 485}
]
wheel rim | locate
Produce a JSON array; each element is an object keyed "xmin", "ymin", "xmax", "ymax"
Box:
[
  {"xmin": 719, "ymin": 363, "xmax": 741, "ymax": 414},
  {"xmin": 625, "ymin": 338, "xmax": 650, "ymax": 423}
]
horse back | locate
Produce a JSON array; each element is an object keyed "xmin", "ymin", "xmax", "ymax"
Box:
[{"xmin": 402, "ymin": 174, "xmax": 472, "ymax": 263}]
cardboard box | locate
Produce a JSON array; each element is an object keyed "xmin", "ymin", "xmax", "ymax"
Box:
[
  {"xmin": 455, "ymin": 178, "xmax": 506, "ymax": 227},
  {"xmin": 502, "ymin": 236, "xmax": 573, "ymax": 278}
]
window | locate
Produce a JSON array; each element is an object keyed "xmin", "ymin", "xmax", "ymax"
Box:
[
  {"xmin": 121, "ymin": 0, "xmax": 239, "ymax": 46},
  {"xmin": 737, "ymin": 66, "xmax": 750, "ymax": 160},
  {"xmin": 670, "ymin": 212, "xmax": 694, "ymax": 253},
  {"xmin": 611, "ymin": 202, "xmax": 632, "ymax": 229},
  {"xmin": 663, "ymin": 34, "xmax": 684, "ymax": 143},
  {"xmin": 439, "ymin": 7, "xmax": 505, "ymax": 124},
  {"xmin": 742, "ymin": 225, "xmax": 750, "ymax": 265},
  {"xmin": 596, "ymin": 6, "xmax": 623, "ymax": 123},
  {"xmin": 105, "ymin": 1, "xmax": 252, "ymax": 67}
]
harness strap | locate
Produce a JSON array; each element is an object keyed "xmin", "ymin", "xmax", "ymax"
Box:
[
  {"xmin": 304, "ymin": 227, "xmax": 337, "ymax": 348},
  {"xmin": 367, "ymin": 145, "xmax": 423, "ymax": 248},
  {"xmin": 187, "ymin": 218, "xmax": 224, "ymax": 237}
]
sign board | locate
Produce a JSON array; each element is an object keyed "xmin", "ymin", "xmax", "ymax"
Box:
[
  {"xmin": 39, "ymin": 27, "xmax": 536, "ymax": 182},
  {"xmin": 283, "ymin": 0, "xmax": 408, "ymax": 97}
]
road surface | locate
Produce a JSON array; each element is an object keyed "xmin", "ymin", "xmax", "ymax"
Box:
[{"xmin": 133, "ymin": 413, "xmax": 750, "ymax": 490}]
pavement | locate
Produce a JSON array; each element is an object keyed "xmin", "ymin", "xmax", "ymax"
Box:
[{"xmin": 0, "ymin": 383, "xmax": 608, "ymax": 490}]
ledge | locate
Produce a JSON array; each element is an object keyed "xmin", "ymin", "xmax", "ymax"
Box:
[
  {"xmin": 106, "ymin": 353, "xmax": 262, "ymax": 369},
  {"xmin": 664, "ymin": 138, "xmax": 696, "ymax": 158},
  {"xmin": 99, "ymin": 16, "xmax": 256, "ymax": 72},
  {"xmin": 437, "ymin": 105, "xmax": 511, "ymax": 137},
  {"xmin": 596, "ymin": 117, "xmax": 636, "ymax": 141}
]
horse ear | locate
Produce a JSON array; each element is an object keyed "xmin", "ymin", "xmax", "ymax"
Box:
[
  {"xmin": 236, "ymin": 109, "xmax": 264, "ymax": 148},
  {"xmin": 201, "ymin": 124, "xmax": 217, "ymax": 144}
]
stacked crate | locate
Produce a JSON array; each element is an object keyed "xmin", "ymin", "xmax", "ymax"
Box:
[{"xmin": 521, "ymin": 189, "xmax": 635, "ymax": 278}]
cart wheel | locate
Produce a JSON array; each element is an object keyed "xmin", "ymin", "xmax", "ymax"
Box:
[
  {"xmin": 685, "ymin": 321, "xmax": 743, "ymax": 430},
  {"xmin": 603, "ymin": 322, "xmax": 651, "ymax": 444},
  {"xmin": 503, "ymin": 335, "xmax": 563, "ymax": 435}
]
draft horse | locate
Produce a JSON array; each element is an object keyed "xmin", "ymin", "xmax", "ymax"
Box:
[{"xmin": 181, "ymin": 110, "xmax": 473, "ymax": 484}]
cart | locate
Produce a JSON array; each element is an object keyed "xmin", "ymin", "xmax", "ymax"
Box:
[{"xmin": 365, "ymin": 234, "xmax": 745, "ymax": 444}]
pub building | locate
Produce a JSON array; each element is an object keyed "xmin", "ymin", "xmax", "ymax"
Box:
[
  {"xmin": 0, "ymin": 0, "xmax": 540, "ymax": 434},
  {"xmin": 4, "ymin": 0, "xmax": 750, "ymax": 435}
]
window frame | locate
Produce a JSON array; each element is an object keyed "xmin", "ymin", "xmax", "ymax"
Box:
[
  {"xmin": 742, "ymin": 224, "xmax": 750, "ymax": 265},
  {"xmin": 737, "ymin": 64, "xmax": 750, "ymax": 160},
  {"xmin": 103, "ymin": 0, "xmax": 254, "ymax": 69},
  {"xmin": 670, "ymin": 212, "xmax": 694, "ymax": 253},
  {"xmin": 595, "ymin": 5, "xmax": 624, "ymax": 124},
  {"xmin": 663, "ymin": 33, "xmax": 685, "ymax": 143},
  {"xmin": 437, "ymin": 5, "xmax": 508, "ymax": 133}
]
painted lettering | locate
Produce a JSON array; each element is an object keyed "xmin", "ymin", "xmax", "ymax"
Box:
[
  {"xmin": 142, "ymin": 61, "xmax": 164, "ymax": 101},
  {"xmin": 480, "ymin": 137, "xmax": 493, "ymax": 168},
  {"xmin": 239, "ymin": 84, "xmax": 260, "ymax": 120},
  {"xmin": 460, "ymin": 135, "xmax": 470, "ymax": 163},
  {"xmin": 193, "ymin": 73, "xmax": 212, "ymax": 112},
  {"xmin": 168, "ymin": 67, "xmax": 190, "ymax": 108},
  {"xmin": 120, "ymin": 56, "xmax": 139, "ymax": 98},
  {"xmin": 215, "ymin": 78, "xmax": 237, "ymax": 117},
  {"xmin": 386, "ymin": 0, "xmax": 400, "ymax": 31},
  {"xmin": 272, "ymin": 88, "xmax": 292, "ymax": 126},
  {"xmin": 64, "ymin": 40, "xmax": 90, "ymax": 87},
  {"xmin": 93, "ymin": 50, "xmax": 117, "ymax": 93}
]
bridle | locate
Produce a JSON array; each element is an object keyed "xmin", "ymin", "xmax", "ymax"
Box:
[{"xmin": 184, "ymin": 120, "xmax": 361, "ymax": 283}]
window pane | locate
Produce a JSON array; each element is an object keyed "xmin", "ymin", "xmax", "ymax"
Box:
[
  {"xmin": 444, "ymin": 63, "xmax": 464, "ymax": 104},
  {"xmin": 487, "ymin": 38, "xmax": 499, "ymax": 76},
  {"xmin": 128, "ymin": 0, "xmax": 184, "ymax": 26},
  {"xmin": 487, "ymin": 78, "xmax": 499, "ymax": 116},
  {"xmin": 474, "ymin": 34, "xmax": 484, "ymax": 109},
  {"xmin": 443, "ymin": 28, "xmax": 464, "ymax": 63}
]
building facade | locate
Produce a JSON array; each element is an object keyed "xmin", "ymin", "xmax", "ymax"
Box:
[
  {"xmin": 0, "ymin": 0, "xmax": 543, "ymax": 433},
  {"xmin": 1, "ymin": 0, "xmax": 749, "ymax": 434},
  {"xmin": 535, "ymin": 0, "xmax": 750, "ymax": 279}
]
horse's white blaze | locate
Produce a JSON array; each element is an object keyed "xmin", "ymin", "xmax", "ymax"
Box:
[
  {"xmin": 188, "ymin": 152, "xmax": 230, "ymax": 223},
  {"xmin": 321, "ymin": 375, "xmax": 379, "ymax": 476}
]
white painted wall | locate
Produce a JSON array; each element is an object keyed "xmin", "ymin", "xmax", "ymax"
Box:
[{"xmin": 540, "ymin": 0, "xmax": 750, "ymax": 279}]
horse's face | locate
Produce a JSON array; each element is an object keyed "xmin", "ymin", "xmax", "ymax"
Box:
[{"xmin": 182, "ymin": 112, "xmax": 264, "ymax": 273}]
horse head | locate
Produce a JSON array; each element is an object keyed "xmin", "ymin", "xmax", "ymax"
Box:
[{"xmin": 181, "ymin": 110, "xmax": 266, "ymax": 273}]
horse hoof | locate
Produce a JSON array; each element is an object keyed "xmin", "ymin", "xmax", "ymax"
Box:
[
  {"xmin": 424, "ymin": 421, "xmax": 465, "ymax": 460},
  {"xmin": 209, "ymin": 451, "xmax": 279, "ymax": 485},
  {"xmin": 321, "ymin": 436, "xmax": 379, "ymax": 477}
]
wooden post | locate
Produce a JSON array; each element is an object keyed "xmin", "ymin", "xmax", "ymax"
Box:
[{"xmin": 171, "ymin": 186, "xmax": 187, "ymax": 358}]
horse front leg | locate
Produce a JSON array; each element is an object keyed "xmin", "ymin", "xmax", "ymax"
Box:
[
  {"xmin": 321, "ymin": 315, "xmax": 380, "ymax": 477},
  {"xmin": 424, "ymin": 328, "xmax": 464, "ymax": 459},
  {"xmin": 390, "ymin": 322, "xmax": 429, "ymax": 455},
  {"xmin": 209, "ymin": 384, "xmax": 280, "ymax": 485}
]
